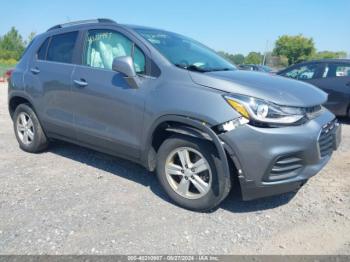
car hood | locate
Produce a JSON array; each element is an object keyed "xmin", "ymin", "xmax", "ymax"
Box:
[{"xmin": 189, "ymin": 70, "xmax": 327, "ymax": 107}]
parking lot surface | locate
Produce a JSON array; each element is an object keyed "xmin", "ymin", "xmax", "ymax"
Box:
[{"xmin": 0, "ymin": 83, "xmax": 349, "ymax": 254}]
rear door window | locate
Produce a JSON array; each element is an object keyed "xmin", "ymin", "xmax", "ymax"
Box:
[{"xmin": 47, "ymin": 31, "xmax": 78, "ymax": 64}]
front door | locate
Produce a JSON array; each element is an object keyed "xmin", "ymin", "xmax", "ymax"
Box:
[{"xmin": 71, "ymin": 29, "xmax": 148, "ymax": 159}]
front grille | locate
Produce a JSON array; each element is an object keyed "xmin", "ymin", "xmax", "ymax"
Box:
[
  {"xmin": 318, "ymin": 119, "xmax": 337, "ymax": 157},
  {"xmin": 267, "ymin": 156, "xmax": 303, "ymax": 181}
]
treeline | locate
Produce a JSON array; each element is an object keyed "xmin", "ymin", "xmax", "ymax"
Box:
[{"xmin": 219, "ymin": 34, "xmax": 347, "ymax": 68}]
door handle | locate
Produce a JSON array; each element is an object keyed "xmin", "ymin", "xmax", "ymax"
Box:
[
  {"xmin": 30, "ymin": 67, "xmax": 40, "ymax": 74},
  {"xmin": 73, "ymin": 79, "xmax": 88, "ymax": 88},
  {"xmin": 346, "ymin": 82, "xmax": 350, "ymax": 87}
]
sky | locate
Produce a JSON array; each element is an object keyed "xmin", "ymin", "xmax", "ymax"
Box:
[{"xmin": 1, "ymin": 0, "xmax": 349, "ymax": 56}]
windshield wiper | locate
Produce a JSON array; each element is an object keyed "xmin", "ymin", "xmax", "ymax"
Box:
[
  {"xmin": 207, "ymin": 67, "xmax": 235, "ymax": 72},
  {"xmin": 175, "ymin": 64, "xmax": 208, "ymax": 73},
  {"xmin": 175, "ymin": 64, "xmax": 234, "ymax": 73}
]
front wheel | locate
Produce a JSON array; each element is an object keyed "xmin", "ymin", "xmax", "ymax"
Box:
[{"xmin": 156, "ymin": 135, "xmax": 230, "ymax": 211}]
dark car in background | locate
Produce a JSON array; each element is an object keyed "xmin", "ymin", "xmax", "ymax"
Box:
[
  {"xmin": 239, "ymin": 64, "xmax": 273, "ymax": 73},
  {"xmin": 278, "ymin": 59, "xmax": 350, "ymax": 117}
]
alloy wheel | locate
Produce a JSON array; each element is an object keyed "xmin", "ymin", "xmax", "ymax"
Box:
[
  {"xmin": 165, "ymin": 147, "xmax": 212, "ymax": 199},
  {"xmin": 16, "ymin": 112, "xmax": 35, "ymax": 145}
]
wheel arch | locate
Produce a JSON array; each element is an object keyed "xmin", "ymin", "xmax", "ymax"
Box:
[
  {"xmin": 142, "ymin": 115, "xmax": 233, "ymax": 201},
  {"xmin": 8, "ymin": 93, "xmax": 36, "ymax": 119}
]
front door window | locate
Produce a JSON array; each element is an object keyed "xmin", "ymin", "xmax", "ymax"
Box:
[
  {"xmin": 84, "ymin": 30, "xmax": 145, "ymax": 74},
  {"xmin": 283, "ymin": 64, "xmax": 320, "ymax": 80}
]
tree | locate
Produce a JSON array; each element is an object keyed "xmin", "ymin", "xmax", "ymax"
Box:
[
  {"xmin": 26, "ymin": 32, "xmax": 36, "ymax": 46},
  {"xmin": 231, "ymin": 54, "xmax": 245, "ymax": 65},
  {"xmin": 218, "ymin": 51, "xmax": 244, "ymax": 65},
  {"xmin": 218, "ymin": 51, "xmax": 245, "ymax": 65},
  {"xmin": 273, "ymin": 34, "xmax": 315, "ymax": 65},
  {"xmin": 244, "ymin": 52, "xmax": 262, "ymax": 64},
  {"xmin": 0, "ymin": 27, "xmax": 25, "ymax": 60},
  {"xmin": 218, "ymin": 51, "xmax": 233, "ymax": 63}
]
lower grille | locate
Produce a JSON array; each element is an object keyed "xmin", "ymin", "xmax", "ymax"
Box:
[
  {"xmin": 267, "ymin": 156, "xmax": 303, "ymax": 181},
  {"xmin": 318, "ymin": 119, "xmax": 337, "ymax": 157}
]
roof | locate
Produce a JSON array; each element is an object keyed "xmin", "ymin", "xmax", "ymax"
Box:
[
  {"xmin": 47, "ymin": 18, "xmax": 117, "ymax": 32},
  {"xmin": 122, "ymin": 24, "xmax": 168, "ymax": 32},
  {"xmin": 45, "ymin": 19, "xmax": 166, "ymax": 33}
]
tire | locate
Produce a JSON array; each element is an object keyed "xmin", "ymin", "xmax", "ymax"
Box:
[
  {"xmin": 156, "ymin": 135, "xmax": 231, "ymax": 211},
  {"xmin": 13, "ymin": 103, "xmax": 48, "ymax": 153}
]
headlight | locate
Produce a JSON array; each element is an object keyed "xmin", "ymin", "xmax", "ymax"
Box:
[{"xmin": 224, "ymin": 94, "xmax": 305, "ymax": 125}]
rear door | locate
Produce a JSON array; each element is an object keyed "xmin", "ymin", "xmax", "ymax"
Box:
[{"xmin": 26, "ymin": 31, "xmax": 79, "ymax": 139}]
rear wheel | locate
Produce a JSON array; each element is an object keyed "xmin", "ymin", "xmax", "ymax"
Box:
[
  {"xmin": 13, "ymin": 104, "xmax": 48, "ymax": 153},
  {"xmin": 156, "ymin": 135, "xmax": 230, "ymax": 211}
]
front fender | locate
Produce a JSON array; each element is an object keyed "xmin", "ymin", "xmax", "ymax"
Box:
[{"xmin": 141, "ymin": 114, "xmax": 232, "ymax": 202}]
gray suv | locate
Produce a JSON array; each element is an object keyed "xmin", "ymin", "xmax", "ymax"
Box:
[{"xmin": 8, "ymin": 19, "xmax": 341, "ymax": 211}]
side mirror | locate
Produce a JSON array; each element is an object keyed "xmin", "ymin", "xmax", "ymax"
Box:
[{"xmin": 112, "ymin": 56, "xmax": 139, "ymax": 88}]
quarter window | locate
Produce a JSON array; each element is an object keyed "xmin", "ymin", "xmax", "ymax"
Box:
[
  {"xmin": 47, "ymin": 31, "xmax": 78, "ymax": 64},
  {"xmin": 84, "ymin": 30, "xmax": 145, "ymax": 74},
  {"xmin": 37, "ymin": 38, "xmax": 50, "ymax": 60},
  {"xmin": 334, "ymin": 64, "xmax": 350, "ymax": 77}
]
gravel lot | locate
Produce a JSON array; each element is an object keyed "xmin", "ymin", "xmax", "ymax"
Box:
[{"xmin": 0, "ymin": 82, "xmax": 349, "ymax": 255}]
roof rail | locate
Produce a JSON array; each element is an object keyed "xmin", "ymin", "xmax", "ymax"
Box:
[{"xmin": 47, "ymin": 18, "xmax": 117, "ymax": 31}]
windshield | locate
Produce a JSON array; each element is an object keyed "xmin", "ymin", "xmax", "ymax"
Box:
[{"xmin": 135, "ymin": 28, "xmax": 236, "ymax": 72}]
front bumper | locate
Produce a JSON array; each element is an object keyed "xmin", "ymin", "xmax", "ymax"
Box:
[{"xmin": 219, "ymin": 110, "xmax": 341, "ymax": 200}]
